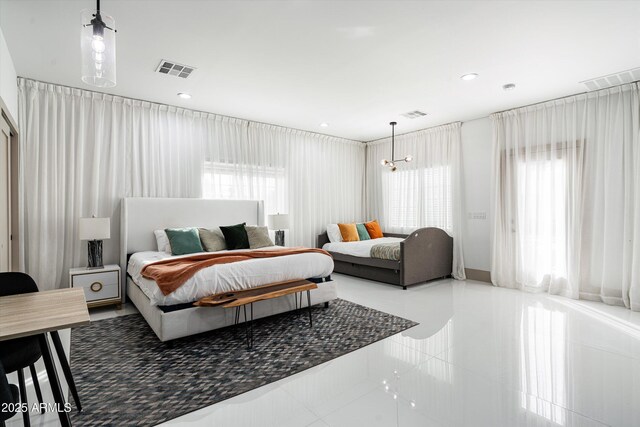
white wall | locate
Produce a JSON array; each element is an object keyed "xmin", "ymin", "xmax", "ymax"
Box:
[
  {"xmin": 461, "ymin": 117, "xmax": 492, "ymax": 272},
  {"xmin": 0, "ymin": 25, "xmax": 18, "ymax": 121}
]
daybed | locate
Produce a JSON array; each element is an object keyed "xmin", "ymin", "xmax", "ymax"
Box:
[{"xmin": 317, "ymin": 227, "xmax": 453, "ymax": 289}]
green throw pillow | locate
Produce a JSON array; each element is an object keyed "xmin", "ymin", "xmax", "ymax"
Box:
[
  {"xmin": 220, "ymin": 223, "xmax": 250, "ymax": 250},
  {"xmin": 165, "ymin": 228, "xmax": 204, "ymax": 255},
  {"xmin": 356, "ymin": 223, "xmax": 371, "ymax": 240}
]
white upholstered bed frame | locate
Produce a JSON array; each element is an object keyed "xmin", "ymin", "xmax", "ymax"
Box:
[{"xmin": 120, "ymin": 197, "xmax": 337, "ymax": 341}]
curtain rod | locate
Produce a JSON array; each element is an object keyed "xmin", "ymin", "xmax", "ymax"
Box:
[
  {"xmin": 364, "ymin": 121, "xmax": 462, "ymax": 144},
  {"xmin": 491, "ymin": 80, "xmax": 639, "ymax": 115},
  {"xmin": 366, "ymin": 80, "xmax": 639, "ymax": 143},
  {"xmin": 21, "ymin": 77, "xmax": 638, "ymax": 145},
  {"xmin": 17, "ymin": 76, "xmax": 364, "ymax": 144}
]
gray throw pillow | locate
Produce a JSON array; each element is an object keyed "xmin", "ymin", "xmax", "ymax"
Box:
[
  {"xmin": 245, "ymin": 226, "xmax": 274, "ymax": 249},
  {"xmin": 198, "ymin": 227, "xmax": 227, "ymax": 252}
]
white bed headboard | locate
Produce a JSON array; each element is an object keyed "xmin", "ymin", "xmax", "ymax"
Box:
[{"xmin": 119, "ymin": 197, "xmax": 264, "ymax": 291}]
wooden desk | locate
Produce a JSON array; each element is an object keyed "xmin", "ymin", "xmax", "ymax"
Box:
[
  {"xmin": 0, "ymin": 288, "xmax": 90, "ymax": 341},
  {"xmin": 0, "ymin": 288, "xmax": 90, "ymax": 426}
]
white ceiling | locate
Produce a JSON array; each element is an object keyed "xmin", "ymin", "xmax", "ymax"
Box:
[{"xmin": 1, "ymin": 0, "xmax": 639, "ymax": 141}]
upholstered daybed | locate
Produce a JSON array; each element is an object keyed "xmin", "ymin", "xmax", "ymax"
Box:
[{"xmin": 317, "ymin": 227, "xmax": 453, "ymax": 289}]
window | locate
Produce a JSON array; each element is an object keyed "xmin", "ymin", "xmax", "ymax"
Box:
[
  {"xmin": 383, "ymin": 165, "xmax": 453, "ymax": 231},
  {"xmin": 201, "ymin": 161, "xmax": 286, "ymax": 216},
  {"xmin": 516, "ymin": 156, "xmax": 568, "ymax": 285}
]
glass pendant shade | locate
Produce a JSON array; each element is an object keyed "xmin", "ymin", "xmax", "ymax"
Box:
[{"xmin": 81, "ymin": 9, "xmax": 116, "ymax": 87}]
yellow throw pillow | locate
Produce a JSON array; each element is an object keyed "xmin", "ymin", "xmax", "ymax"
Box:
[{"xmin": 338, "ymin": 223, "xmax": 360, "ymax": 242}]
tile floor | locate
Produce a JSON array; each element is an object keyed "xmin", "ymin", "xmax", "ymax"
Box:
[{"xmin": 7, "ymin": 274, "xmax": 640, "ymax": 426}]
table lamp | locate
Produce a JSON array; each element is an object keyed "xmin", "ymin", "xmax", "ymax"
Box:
[
  {"xmin": 79, "ymin": 217, "xmax": 110, "ymax": 269},
  {"xmin": 267, "ymin": 213, "xmax": 289, "ymax": 246}
]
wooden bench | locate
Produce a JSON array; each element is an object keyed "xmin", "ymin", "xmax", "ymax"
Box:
[{"xmin": 194, "ymin": 279, "xmax": 318, "ymax": 348}]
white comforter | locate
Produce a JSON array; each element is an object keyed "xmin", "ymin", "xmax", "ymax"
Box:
[
  {"xmin": 128, "ymin": 246, "xmax": 334, "ymax": 306},
  {"xmin": 322, "ymin": 237, "xmax": 404, "ymax": 257}
]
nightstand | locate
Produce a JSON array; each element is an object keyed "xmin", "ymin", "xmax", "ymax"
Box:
[{"xmin": 69, "ymin": 264, "xmax": 121, "ymax": 309}]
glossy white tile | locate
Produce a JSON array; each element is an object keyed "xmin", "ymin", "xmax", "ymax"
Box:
[
  {"xmin": 156, "ymin": 384, "xmax": 318, "ymax": 427},
  {"xmin": 321, "ymin": 386, "xmax": 440, "ymax": 427},
  {"xmin": 29, "ymin": 273, "xmax": 638, "ymax": 427},
  {"xmin": 306, "ymin": 419, "xmax": 330, "ymax": 427},
  {"xmin": 279, "ymin": 338, "xmax": 433, "ymax": 418}
]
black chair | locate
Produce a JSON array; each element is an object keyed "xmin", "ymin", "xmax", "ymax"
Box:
[
  {"xmin": 0, "ymin": 360, "xmax": 20, "ymax": 427},
  {"xmin": 0, "ymin": 273, "xmax": 82, "ymax": 426}
]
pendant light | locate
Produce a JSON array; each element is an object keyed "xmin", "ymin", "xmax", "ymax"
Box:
[
  {"xmin": 380, "ymin": 121, "xmax": 412, "ymax": 172},
  {"xmin": 81, "ymin": 0, "xmax": 117, "ymax": 87}
]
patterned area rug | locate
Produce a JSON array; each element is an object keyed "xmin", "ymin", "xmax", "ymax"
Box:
[{"xmin": 69, "ymin": 299, "xmax": 417, "ymax": 426}]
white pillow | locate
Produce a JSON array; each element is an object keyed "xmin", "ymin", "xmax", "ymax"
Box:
[
  {"xmin": 326, "ymin": 224, "xmax": 343, "ymax": 243},
  {"xmin": 154, "ymin": 229, "xmax": 171, "ymax": 253}
]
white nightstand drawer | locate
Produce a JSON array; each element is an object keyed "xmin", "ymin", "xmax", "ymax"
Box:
[{"xmin": 72, "ymin": 270, "xmax": 119, "ymax": 302}]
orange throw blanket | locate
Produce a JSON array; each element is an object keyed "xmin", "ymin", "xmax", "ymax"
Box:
[{"xmin": 141, "ymin": 248, "xmax": 332, "ymax": 296}]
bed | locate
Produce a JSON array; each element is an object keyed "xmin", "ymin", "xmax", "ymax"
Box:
[
  {"xmin": 120, "ymin": 197, "xmax": 337, "ymax": 341},
  {"xmin": 317, "ymin": 227, "xmax": 453, "ymax": 289}
]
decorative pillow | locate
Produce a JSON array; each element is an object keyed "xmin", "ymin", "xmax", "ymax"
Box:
[
  {"xmin": 245, "ymin": 225, "xmax": 274, "ymax": 249},
  {"xmin": 356, "ymin": 223, "xmax": 370, "ymax": 241},
  {"xmin": 326, "ymin": 224, "xmax": 343, "ymax": 243},
  {"xmin": 165, "ymin": 228, "xmax": 204, "ymax": 255},
  {"xmin": 364, "ymin": 220, "xmax": 384, "ymax": 239},
  {"xmin": 154, "ymin": 229, "xmax": 171, "ymax": 253},
  {"xmin": 220, "ymin": 223, "xmax": 250, "ymax": 250},
  {"xmin": 198, "ymin": 227, "xmax": 227, "ymax": 252},
  {"xmin": 338, "ymin": 223, "xmax": 360, "ymax": 242}
]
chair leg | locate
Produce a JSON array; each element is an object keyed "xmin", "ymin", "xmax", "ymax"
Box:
[
  {"xmin": 49, "ymin": 331, "xmax": 82, "ymax": 412},
  {"xmin": 17, "ymin": 369, "xmax": 30, "ymax": 427},
  {"xmin": 28, "ymin": 365, "xmax": 44, "ymax": 414}
]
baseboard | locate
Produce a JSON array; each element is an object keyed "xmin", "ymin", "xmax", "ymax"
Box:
[{"xmin": 465, "ymin": 268, "xmax": 491, "ymax": 283}]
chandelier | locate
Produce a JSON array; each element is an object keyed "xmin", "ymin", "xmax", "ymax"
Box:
[{"xmin": 380, "ymin": 121, "xmax": 412, "ymax": 172}]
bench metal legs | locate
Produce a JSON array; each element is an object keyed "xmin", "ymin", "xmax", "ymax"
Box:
[
  {"xmin": 234, "ymin": 304, "xmax": 254, "ymax": 349},
  {"xmin": 234, "ymin": 290, "xmax": 315, "ymax": 350},
  {"xmin": 306, "ymin": 290, "xmax": 312, "ymax": 327},
  {"xmin": 244, "ymin": 304, "xmax": 254, "ymax": 349}
]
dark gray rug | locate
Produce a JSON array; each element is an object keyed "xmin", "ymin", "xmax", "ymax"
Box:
[{"xmin": 69, "ymin": 298, "xmax": 417, "ymax": 426}]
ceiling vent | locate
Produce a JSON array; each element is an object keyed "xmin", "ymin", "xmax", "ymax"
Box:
[
  {"xmin": 580, "ymin": 67, "xmax": 640, "ymax": 91},
  {"xmin": 155, "ymin": 60, "xmax": 196, "ymax": 78},
  {"xmin": 400, "ymin": 110, "xmax": 428, "ymax": 119}
]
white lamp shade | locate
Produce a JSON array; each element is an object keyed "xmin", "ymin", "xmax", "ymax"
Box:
[
  {"xmin": 79, "ymin": 217, "xmax": 111, "ymax": 240},
  {"xmin": 267, "ymin": 214, "xmax": 290, "ymax": 230}
]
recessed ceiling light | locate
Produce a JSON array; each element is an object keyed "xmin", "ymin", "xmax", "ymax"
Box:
[
  {"xmin": 320, "ymin": 122, "xmax": 329, "ymax": 128},
  {"xmin": 460, "ymin": 73, "xmax": 478, "ymax": 81},
  {"xmin": 502, "ymin": 83, "xmax": 516, "ymax": 91},
  {"xmin": 177, "ymin": 92, "xmax": 191, "ymax": 99}
]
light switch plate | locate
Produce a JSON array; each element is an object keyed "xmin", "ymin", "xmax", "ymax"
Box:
[{"xmin": 467, "ymin": 212, "xmax": 487, "ymax": 220}]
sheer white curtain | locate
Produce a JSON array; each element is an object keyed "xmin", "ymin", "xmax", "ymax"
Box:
[
  {"xmin": 491, "ymin": 83, "xmax": 640, "ymax": 311},
  {"xmin": 202, "ymin": 122, "xmax": 366, "ymax": 248},
  {"xmin": 366, "ymin": 123, "xmax": 465, "ymax": 279},
  {"xmin": 201, "ymin": 118, "xmax": 289, "ymax": 220},
  {"xmin": 17, "ymin": 79, "xmax": 205, "ymax": 290},
  {"xmin": 17, "ymin": 78, "xmax": 364, "ymax": 290},
  {"xmin": 283, "ymin": 126, "xmax": 365, "ymax": 247}
]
